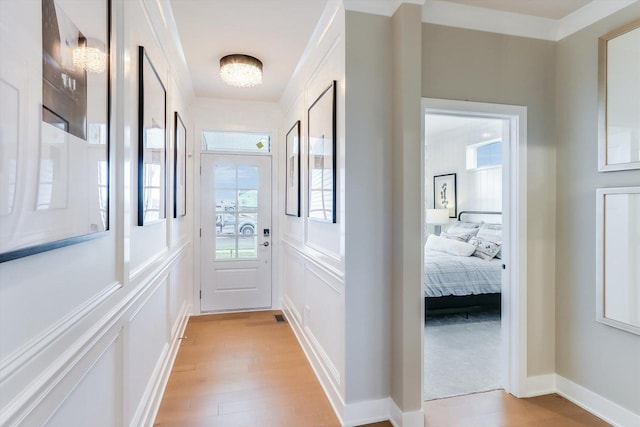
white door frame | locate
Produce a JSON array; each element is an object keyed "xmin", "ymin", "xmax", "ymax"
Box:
[{"xmin": 421, "ymin": 98, "xmax": 528, "ymax": 398}]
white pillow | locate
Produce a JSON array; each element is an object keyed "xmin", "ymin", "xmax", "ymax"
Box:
[
  {"xmin": 425, "ymin": 234, "xmax": 476, "ymax": 257},
  {"xmin": 441, "ymin": 228, "xmax": 479, "ymax": 242},
  {"xmin": 477, "ymin": 224, "xmax": 502, "ymax": 243}
]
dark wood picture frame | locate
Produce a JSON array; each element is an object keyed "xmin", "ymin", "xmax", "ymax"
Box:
[
  {"xmin": 138, "ymin": 46, "xmax": 167, "ymax": 226},
  {"xmin": 307, "ymin": 81, "xmax": 337, "ymax": 223},
  {"xmin": 0, "ymin": 0, "xmax": 112, "ymax": 263},
  {"xmin": 433, "ymin": 173, "xmax": 457, "ymax": 218},
  {"xmin": 285, "ymin": 120, "xmax": 301, "ymax": 217},
  {"xmin": 174, "ymin": 111, "xmax": 187, "ymax": 218}
]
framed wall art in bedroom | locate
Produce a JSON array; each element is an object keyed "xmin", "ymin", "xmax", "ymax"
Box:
[{"xmin": 434, "ymin": 173, "xmax": 457, "ymax": 218}]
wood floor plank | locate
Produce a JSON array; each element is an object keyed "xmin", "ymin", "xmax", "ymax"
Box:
[
  {"xmin": 155, "ymin": 311, "xmax": 341, "ymax": 427},
  {"xmin": 156, "ymin": 311, "xmax": 609, "ymax": 427}
]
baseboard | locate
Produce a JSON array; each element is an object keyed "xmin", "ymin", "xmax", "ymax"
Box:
[
  {"xmin": 389, "ymin": 398, "xmax": 424, "ymax": 427},
  {"xmin": 143, "ymin": 302, "xmax": 191, "ymax": 426},
  {"xmin": 282, "ymin": 300, "xmax": 346, "ymax": 425},
  {"xmin": 556, "ymin": 375, "xmax": 640, "ymax": 427},
  {"xmin": 523, "ymin": 373, "xmax": 557, "ymax": 397},
  {"xmin": 343, "ymin": 398, "xmax": 390, "ymax": 427}
]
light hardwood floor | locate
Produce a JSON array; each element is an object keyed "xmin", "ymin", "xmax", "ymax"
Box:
[
  {"xmin": 155, "ymin": 311, "xmax": 609, "ymax": 427},
  {"xmin": 154, "ymin": 310, "xmax": 340, "ymax": 426}
]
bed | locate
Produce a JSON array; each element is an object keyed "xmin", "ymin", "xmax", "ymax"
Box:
[{"xmin": 424, "ymin": 211, "xmax": 503, "ymax": 314}]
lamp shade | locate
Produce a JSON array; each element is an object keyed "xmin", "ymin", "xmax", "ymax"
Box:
[
  {"xmin": 219, "ymin": 54, "xmax": 263, "ymax": 87},
  {"xmin": 426, "ymin": 208, "xmax": 450, "ymax": 225}
]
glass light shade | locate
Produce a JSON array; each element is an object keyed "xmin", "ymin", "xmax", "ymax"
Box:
[
  {"xmin": 72, "ymin": 46, "xmax": 106, "ymax": 73},
  {"xmin": 219, "ymin": 54, "xmax": 263, "ymax": 88},
  {"xmin": 426, "ymin": 208, "xmax": 450, "ymax": 225}
]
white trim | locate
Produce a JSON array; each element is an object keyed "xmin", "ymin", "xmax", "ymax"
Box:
[
  {"xmin": 282, "ymin": 301, "xmax": 346, "ymax": 425},
  {"xmin": 421, "ymin": 98, "xmax": 528, "ymax": 397},
  {"xmin": 422, "ymin": 0, "xmax": 557, "ymax": 40},
  {"xmin": 421, "ymin": 0, "xmax": 639, "ymax": 42},
  {"xmin": 282, "ymin": 239, "xmax": 345, "ymax": 282},
  {"xmin": 595, "ymin": 187, "xmax": 640, "ymax": 336},
  {"xmin": 389, "ymin": 398, "xmax": 424, "ymax": 427},
  {"xmin": 0, "ymin": 282, "xmax": 122, "ymax": 383},
  {"xmin": 524, "ymin": 374, "xmax": 557, "ymax": 397},
  {"xmin": 142, "ymin": 302, "xmax": 191, "ymax": 426},
  {"xmin": 557, "ymin": 0, "xmax": 638, "ymax": 41},
  {"xmin": 344, "ymin": 0, "xmax": 425, "ymax": 17},
  {"xmin": 343, "ymin": 398, "xmax": 390, "ymax": 427},
  {"xmin": 0, "ymin": 245, "xmax": 189, "ymax": 426},
  {"xmin": 556, "ymin": 375, "xmax": 640, "ymax": 427}
]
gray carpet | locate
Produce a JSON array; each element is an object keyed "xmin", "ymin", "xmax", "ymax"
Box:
[{"xmin": 424, "ymin": 309, "xmax": 502, "ymax": 400}]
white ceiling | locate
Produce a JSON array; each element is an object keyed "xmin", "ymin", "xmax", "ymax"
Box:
[
  {"xmin": 170, "ymin": 0, "xmax": 634, "ymax": 103},
  {"xmin": 169, "ymin": 0, "xmax": 328, "ymax": 102},
  {"xmin": 439, "ymin": 0, "xmax": 593, "ymax": 19}
]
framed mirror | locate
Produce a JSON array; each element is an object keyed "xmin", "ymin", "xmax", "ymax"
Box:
[
  {"xmin": 596, "ymin": 187, "xmax": 640, "ymax": 335},
  {"xmin": 598, "ymin": 20, "xmax": 640, "ymax": 172}
]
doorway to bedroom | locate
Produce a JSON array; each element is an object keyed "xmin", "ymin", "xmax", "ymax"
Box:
[{"xmin": 421, "ymin": 99, "xmax": 526, "ymax": 402}]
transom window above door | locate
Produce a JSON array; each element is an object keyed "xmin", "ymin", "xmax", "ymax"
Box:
[{"xmin": 202, "ymin": 130, "xmax": 271, "ymax": 153}]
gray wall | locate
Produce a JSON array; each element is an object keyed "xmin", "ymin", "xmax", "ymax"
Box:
[
  {"xmin": 422, "ymin": 23, "xmax": 558, "ymax": 377},
  {"xmin": 556, "ymin": 3, "xmax": 640, "ymax": 413},
  {"xmin": 391, "ymin": 4, "xmax": 424, "ymax": 413},
  {"xmin": 344, "ymin": 10, "xmax": 392, "ymax": 402}
]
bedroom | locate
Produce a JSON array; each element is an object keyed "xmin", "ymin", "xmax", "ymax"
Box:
[{"xmin": 423, "ymin": 111, "xmax": 509, "ymax": 401}]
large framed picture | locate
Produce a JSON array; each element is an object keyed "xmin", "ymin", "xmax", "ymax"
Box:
[
  {"xmin": 597, "ymin": 20, "xmax": 640, "ymax": 172},
  {"xmin": 285, "ymin": 120, "xmax": 300, "ymax": 217},
  {"xmin": 0, "ymin": 0, "xmax": 111, "ymax": 262},
  {"xmin": 433, "ymin": 173, "xmax": 457, "ymax": 218},
  {"xmin": 595, "ymin": 187, "xmax": 640, "ymax": 335},
  {"xmin": 174, "ymin": 111, "xmax": 187, "ymax": 218},
  {"xmin": 308, "ymin": 81, "xmax": 337, "ymax": 223},
  {"xmin": 138, "ymin": 46, "xmax": 167, "ymax": 226}
]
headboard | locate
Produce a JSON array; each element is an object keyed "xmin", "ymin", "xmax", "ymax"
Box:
[{"xmin": 457, "ymin": 210, "xmax": 502, "ymax": 224}]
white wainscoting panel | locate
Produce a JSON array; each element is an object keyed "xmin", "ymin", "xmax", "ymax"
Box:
[
  {"xmin": 44, "ymin": 340, "xmax": 119, "ymax": 427},
  {"xmin": 304, "ymin": 262, "xmax": 345, "ymax": 385},
  {"xmin": 128, "ymin": 277, "xmax": 170, "ymax": 423},
  {"xmin": 282, "ymin": 245, "xmax": 305, "ymax": 324}
]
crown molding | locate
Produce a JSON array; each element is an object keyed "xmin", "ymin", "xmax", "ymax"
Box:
[
  {"xmin": 422, "ymin": 0, "xmax": 638, "ymax": 41},
  {"xmin": 344, "ymin": 0, "xmax": 425, "ymax": 17},
  {"xmin": 556, "ymin": 0, "xmax": 637, "ymax": 40}
]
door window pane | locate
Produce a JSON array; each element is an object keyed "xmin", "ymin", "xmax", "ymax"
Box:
[
  {"xmin": 202, "ymin": 131, "xmax": 270, "ymax": 153},
  {"xmin": 214, "ymin": 165, "xmax": 260, "ymax": 260}
]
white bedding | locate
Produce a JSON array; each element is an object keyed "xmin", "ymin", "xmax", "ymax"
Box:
[{"xmin": 424, "ymin": 249, "xmax": 502, "ymax": 297}]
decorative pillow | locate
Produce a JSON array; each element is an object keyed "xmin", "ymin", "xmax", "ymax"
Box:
[
  {"xmin": 469, "ymin": 236, "xmax": 502, "ymax": 260},
  {"xmin": 440, "ymin": 229, "xmax": 477, "ymax": 242},
  {"xmin": 425, "ymin": 235, "xmax": 476, "ymax": 257},
  {"xmin": 477, "ymin": 223, "xmax": 502, "ymax": 243}
]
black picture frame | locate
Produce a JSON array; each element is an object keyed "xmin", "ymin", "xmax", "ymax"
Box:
[
  {"xmin": 285, "ymin": 120, "xmax": 301, "ymax": 217},
  {"xmin": 173, "ymin": 111, "xmax": 187, "ymax": 218},
  {"xmin": 0, "ymin": 0, "xmax": 111, "ymax": 263},
  {"xmin": 433, "ymin": 173, "xmax": 457, "ymax": 218},
  {"xmin": 307, "ymin": 81, "xmax": 337, "ymax": 223},
  {"xmin": 138, "ymin": 46, "xmax": 167, "ymax": 226}
]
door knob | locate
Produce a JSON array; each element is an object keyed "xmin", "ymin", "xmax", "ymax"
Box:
[{"xmin": 263, "ymin": 241, "xmax": 270, "ymax": 247}]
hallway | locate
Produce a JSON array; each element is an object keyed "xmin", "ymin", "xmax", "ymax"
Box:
[
  {"xmin": 155, "ymin": 311, "xmax": 610, "ymax": 427},
  {"xmin": 154, "ymin": 311, "xmax": 339, "ymax": 426}
]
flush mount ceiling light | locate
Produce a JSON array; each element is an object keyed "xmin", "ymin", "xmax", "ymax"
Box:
[{"xmin": 219, "ymin": 54, "xmax": 263, "ymax": 88}]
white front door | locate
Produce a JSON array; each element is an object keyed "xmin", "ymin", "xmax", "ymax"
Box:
[{"xmin": 200, "ymin": 153, "xmax": 272, "ymax": 311}]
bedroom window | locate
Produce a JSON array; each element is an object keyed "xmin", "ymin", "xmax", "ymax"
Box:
[{"xmin": 466, "ymin": 139, "xmax": 502, "ymax": 170}]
